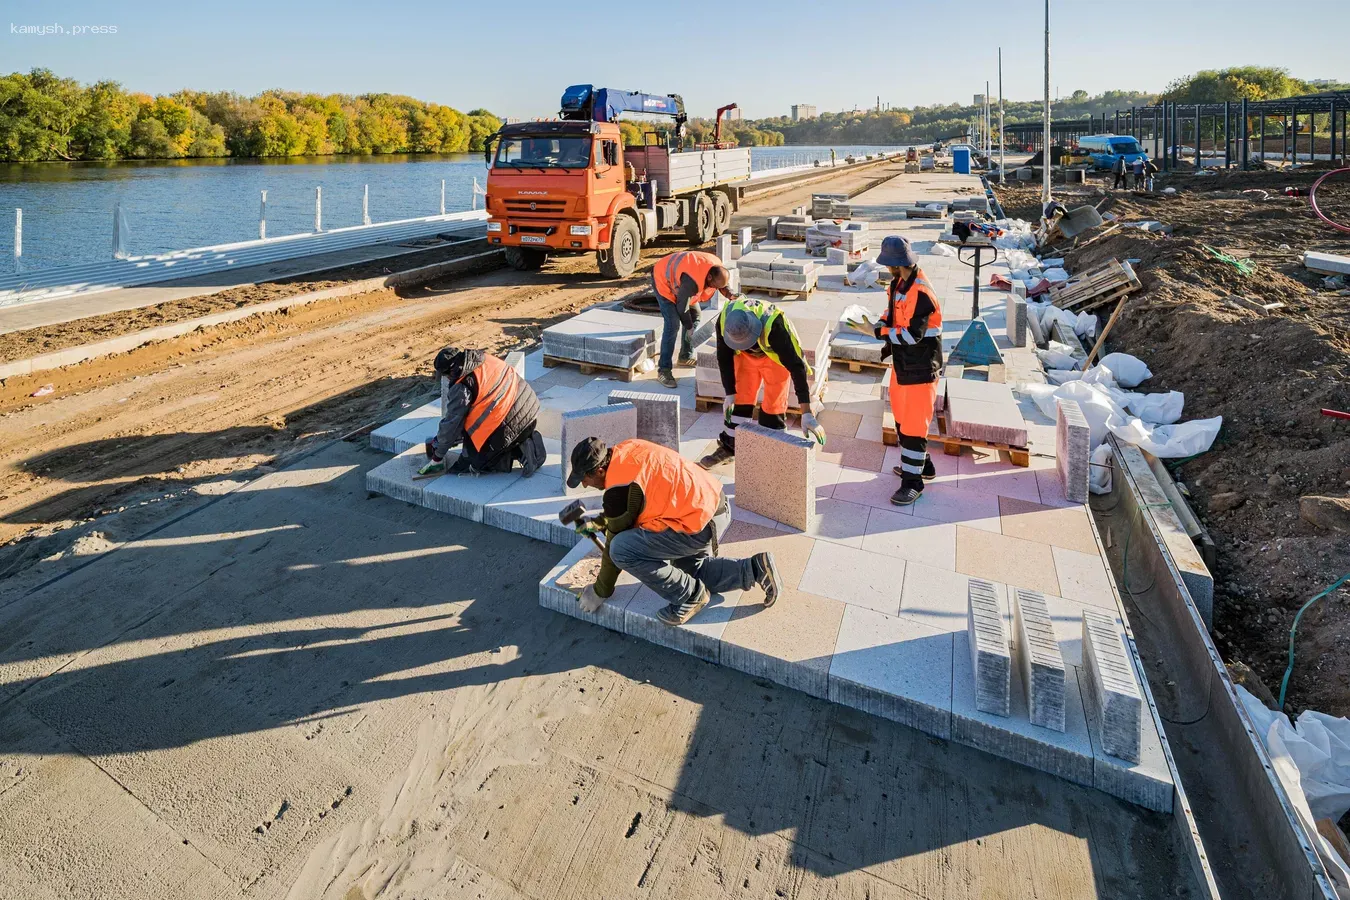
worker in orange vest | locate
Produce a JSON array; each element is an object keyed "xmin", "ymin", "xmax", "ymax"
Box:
[
  {"xmin": 421, "ymin": 347, "xmax": 546, "ymax": 477},
  {"xmin": 874, "ymin": 236, "xmax": 942, "ymax": 506},
  {"xmin": 567, "ymin": 436, "xmax": 780, "ymax": 626},
  {"xmin": 651, "ymin": 250, "xmax": 733, "ymax": 389}
]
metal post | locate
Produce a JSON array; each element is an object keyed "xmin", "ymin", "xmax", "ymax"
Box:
[
  {"xmin": 1283, "ymin": 114, "xmax": 1289, "ymax": 162},
  {"xmin": 1240, "ymin": 98, "xmax": 1249, "ymax": 169},
  {"xmin": 1042, "ymin": 0, "xmax": 1051, "ymax": 207},
  {"xmin": 1330, "ymin": 102, "xmax": 1336, "ymax": 166},
  {"xmin": 314, "ymin": 187, "xmax": 322, "ymax": 233},
  {"xmin": 1224, "ymin": 102, "xmax": 1232, "ymax": 168},
  {"xmin": 993, "ymin": 48, "xmax": 1004, "ymax": 186},
  {"xmin": 1114, "ymin": 110, "xmax": 1120, "ymax": 133},
  {"xmin": 259, "ymin": 190, "xmax": 267, "ymax": 240},
  {"xmin": 362, "ymin": 184, "xmax": 370, "ymax": 226},
  {"xmin": 440, "ymin": 179, "xmax": 446, "ymax": 215},
  {"xmin": 1172, "ymin": 102, "xmax": 1180, "ymax": 168},
  {"xmin": 1294, "ymin": 108, "xmax": 1300, "ymax": 162},
  {"xmin": 1260, "ymin": 110, "xmax": 1266, "ymax": 162},
  {"xmin": 12, "ymin": 208, "xmax": 21, "ymax": 273},
  {"xmin": 112, "ymin": 202, "xmax": 129, "ymax": 259},
  {"xmin": 1161, "ymin": 103, "xmax": 1168, "ymax": 170},
  {"xmin": 1194, "ymin": 105, "xmax": 1201, "ymax": 167}
]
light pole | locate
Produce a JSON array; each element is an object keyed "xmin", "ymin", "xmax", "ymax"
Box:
[
  {"xmin": 1042, "ymin": 0, "xmax": 1052, "ymax": 208},
  {"xmin": 998, "ymin": 47, "xmax": 1006, "ymax": 183}
]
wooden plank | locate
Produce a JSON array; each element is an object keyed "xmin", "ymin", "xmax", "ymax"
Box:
[
  {"xmin": 543, "ymin": 354, "xmax": 640, "ymax": 383},
  {"xmin": 1085, "ymin": 298, "xmax": 1127, "ymax": 367}
]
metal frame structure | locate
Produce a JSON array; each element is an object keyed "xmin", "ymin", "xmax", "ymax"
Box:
[{"xmin": 1001, "ymin": 88, "xmax": 1350, "ymax": 171}]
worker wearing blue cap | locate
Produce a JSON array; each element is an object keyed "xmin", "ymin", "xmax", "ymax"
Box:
[
  {"xmin": 698, "ymin": 297, "xmax": 825, "ymax": 469},
  {"xmin": 875, "ymin": 235, "xmax": 943, "ymax": 505}
]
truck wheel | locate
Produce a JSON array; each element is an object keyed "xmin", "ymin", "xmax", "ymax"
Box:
[
  {"xmin": 712, "ymin": 192, "xmax": 732, "ymax": 235},
  {"xmin": 685, "ymin": 193, "xmax": 714, "ymax": 244},
  {"xmin": 503, "ymin": 246, "xmax": 547, "ymax": 271},
  {"xmin": 599, "ymin": 217, "xmax": 641, "ymax": 278}
]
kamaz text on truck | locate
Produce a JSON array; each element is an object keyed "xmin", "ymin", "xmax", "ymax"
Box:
[{"xmin": 481, "ymin": 85, "xmax": 751, "ymax": 278}]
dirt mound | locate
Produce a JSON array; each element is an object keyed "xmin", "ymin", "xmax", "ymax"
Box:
[{"xmin": 1000, "ymin": 170, "xmax": 1350, "ymax": 717}]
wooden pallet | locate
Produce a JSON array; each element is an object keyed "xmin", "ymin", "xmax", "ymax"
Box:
[
  {"xmin": 694, "ymin": 396, "xmax": 813, "ymax": 416},
  {"xmin": 832, "ymin": 357, "xmax": 890, "ymax": 374},
  {"xmin": 741, "ymin": 284, "xmax": 816, "ymax": 298},
  {"xmin": 885, "ymin": 412, "xmax": 1029, "ymax": 465},
  {"xmin": 1049, "ymin": 259, "xmax": 1141, "ymax": 310},
  {"xmin": 542, "ymin": 354, "xmax": 640, "ymax": 382}
]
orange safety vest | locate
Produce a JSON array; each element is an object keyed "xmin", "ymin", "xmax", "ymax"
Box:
[
  {"xmin": 457, "ymin": 353, "xmax": 521, "ymax": 451},
  {"xmin": 654, "ymin": 251, "xmax": 722, "ymax": 306},
  {"xmin": 884, "ymin": 267, "xmax": 943, "ymax": 345},
  {"xmin": 605, "ymin": 438, "xmax": 721, "ymax": 534}
]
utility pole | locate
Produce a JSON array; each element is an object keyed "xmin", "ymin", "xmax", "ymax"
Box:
[
  {"xmin": 998, "ymin": 47, "xmax": 1006, "ymax": 183},
  {"xmin": 1042, "ymin": 0, "xmax": 1052, "ymax": 208},
  {"xmin": 985, "ymin": 81, "xmax": 991, "ymax": 162}
]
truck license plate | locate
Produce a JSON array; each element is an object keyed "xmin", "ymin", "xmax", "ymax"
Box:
[{"xmin": 520, "ymin": 235, "xmax": 545, "ymax": 244}]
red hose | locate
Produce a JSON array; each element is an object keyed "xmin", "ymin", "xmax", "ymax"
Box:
[{"xmin": 1309, "ymin": 167, "xmax": 1350, "ymax": 233}]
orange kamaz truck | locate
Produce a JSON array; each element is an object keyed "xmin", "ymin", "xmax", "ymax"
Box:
[{"xmin": 482, "ymin": 85, "xmax": 750, "ymax": 278}]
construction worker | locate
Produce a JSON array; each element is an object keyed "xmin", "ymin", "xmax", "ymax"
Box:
[
  {"xmin": 698, "ymin": 297, "xmax": 825, "ymax": 469},
  {"xmin": 421, "ymin": 347, "xmax": 546, "ymax": 477},
  {"xmin": 874, "ymin": 235, "xmax": 942, "ymax": 506},
  {"xmin": 567, "ymin": 436, "xmax": 780, "ymax": 626},
  {"xmin": 651, "ymin": 250, "xmax": 732, "ymax": 389}
]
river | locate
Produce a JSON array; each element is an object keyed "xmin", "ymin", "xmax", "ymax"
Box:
[{"xmin": 0, "ymin": 146, "xmax": 902, "ymax": 276}]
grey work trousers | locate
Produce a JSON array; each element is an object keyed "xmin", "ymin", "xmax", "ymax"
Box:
[{"xmin": 606, "ymin": 505, "xmax": 752, "ymax": 606}]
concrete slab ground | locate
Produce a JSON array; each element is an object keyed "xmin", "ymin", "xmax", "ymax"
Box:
[{"xmin": 0, "ymin": 439, "xmax": 1197, "ymax": 899}]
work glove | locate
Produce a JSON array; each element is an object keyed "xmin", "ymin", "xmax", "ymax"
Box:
[
  {"xmin": 802, "ymin": 411, "xmax": 827, "ymax": 446},
  {"xmin": 577, "ymin": 518, "xmax": 604, "ymax": 537},
  {"xmin": 722, "ymin": 394, "xmax": 736, "ymax": 426},
  {"xmin": 579, "ymin": 585, "xmax": 605, "ymax": 613},
  {"xmin": 417, "ymin": 459, "xmax": 446, "ymax": 477},
  {"xmin": 424, "ymin": 438, "xmax": 439, "ymax": 461}
]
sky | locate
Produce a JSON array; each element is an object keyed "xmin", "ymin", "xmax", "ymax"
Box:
[{"xmin": 5, "ymin": 0, "xmax": 1349, "ymax": 120}]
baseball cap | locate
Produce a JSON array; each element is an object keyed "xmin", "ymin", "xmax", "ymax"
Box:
[{"xmin": 567, "ymin": 437, "xmax": 608, "ymax": 488}]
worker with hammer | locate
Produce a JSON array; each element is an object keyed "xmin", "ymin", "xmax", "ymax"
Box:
[
  {"xmin": 651, "ymin": 250, "xmax": 734, "ymax": 389},
  {"xmin": 698, "ymin": 297, "xmax": 825, "ymax": 470},
  {"xmin": 566, "ymin": 436, "xmax": 780, "ymax": 626},
  {"xmin": 875, "ymin": 235, "xmax": 942, "ymax": 506},
  {"xmin": 420, "ymin": 347, "xmax": 547, "ymax": 477}
]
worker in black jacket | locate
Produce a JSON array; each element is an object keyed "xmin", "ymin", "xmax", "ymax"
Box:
[{"xmin": 421, "ymin": 347, "xmax": 545, "ymax": 477}]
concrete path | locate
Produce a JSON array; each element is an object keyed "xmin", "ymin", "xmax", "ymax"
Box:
[{"xmin": 0, "ymin": 440, "xmax": 1194, "ymax": 899}]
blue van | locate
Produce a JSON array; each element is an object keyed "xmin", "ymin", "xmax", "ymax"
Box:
[{"xmin": 1076, "ymin": 134, "xmax": 1148, "ymax": 170}]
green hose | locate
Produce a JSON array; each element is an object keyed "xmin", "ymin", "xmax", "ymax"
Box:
[{"xmin": 1278, "ymin": 573, "xmax": 1350, "ymax": 711}]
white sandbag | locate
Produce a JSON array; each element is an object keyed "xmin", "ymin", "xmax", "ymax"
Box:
[
  {"xmin": 1003, "ymin": 249, "xmax": 1038, "ymax": 271},
  {"xmin": 1106, "ymin": 413, "xmax": 1223, "ymax": 457},
  {"xmin": 1040, "ymin": 305, "xmax": 1078, "ymax": 334},
  {"xmin": 1089, "ymin": 443, "xmax": 1113, "ymax": 494},
  {"xmin": 1023, "ymin": 381, "xmax": 1122, "ymax": 447},
  {"xmin": 1096, "ymin": 352, "xmax": 1152, "ymax": 388},
  {"xmin": 1045, "ymin": 369, "xmax": 1083, "ymax": 385},
  {"xmin": 1078, "ymin": 364, "xmax": 1118, "ymax": 388},
  {"xmin": 1073, "ymin": 311, "xmax": 1097, "ymax": 339},
  {"xmin": 1040, "ymin": 257, "xmax": 1065, "ymax": 268},
  {"xmin": 1125, "ymin": 390, "xmax": 1185, "ymax": 425},
  {"xmin": 928, "ymin": 242, "xmax": 957, "ymax": 258},
  {"xmin": 1037, "ymin": 347, "xmax": 1080, "ymax": 370},
  {"xmin": 1043, "ymin": 267, "xmax": 1069, "ymax": 283},
  {"xmin": 846, "ymin": 260, "xmax": 887, "ymax": 289}
]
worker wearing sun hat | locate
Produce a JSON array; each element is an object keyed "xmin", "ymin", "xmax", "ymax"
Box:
[
  {"xmin": 697, "ymin": 296, "xmax": 825, "ymax": 469},
  {"xmin": 875, "ymin": 234, "xmax": 943, "ymax": 506}
]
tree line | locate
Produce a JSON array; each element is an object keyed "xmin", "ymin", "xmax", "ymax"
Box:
[{"xmin": 0, "ymin": 69, "xmax": 502, "ymax": 162}]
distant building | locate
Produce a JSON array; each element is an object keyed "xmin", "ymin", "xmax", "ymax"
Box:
[
  {"xmin": 725, "ymin": 107, "xmax": 742, "ymax": 121},
  {"xmin": 973, "ymin": 94, "xmax": 986, "ymax": 106},
  {"xmin": 791, "ymin": 104, "xmax": 817, "ymax": 122},
  {"xmin": 504, "ymin": 117, "xmax": 521, "ymax": 124}
]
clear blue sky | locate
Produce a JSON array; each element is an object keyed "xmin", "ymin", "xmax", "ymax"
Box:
[{"xmin": 5, "ymin": 0, "xmax": 1348, "ymax": 119}]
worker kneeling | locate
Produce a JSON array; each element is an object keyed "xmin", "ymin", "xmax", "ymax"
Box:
[
  {"xmin": 698, "ymin": 297, "xmax": 825, "ymax": 469},
  {"xmin": 568, "ymin": 436, "xmax": 780, "ymax": 626},
  {"xmin": 651, "ymin": 250, "xmax": 732, "ymax": 389},
  {"xmin": 875, "ymin": 235, "xmax": 942, "ymax": 506},
  {"xmin": 422, "ymin": 347, "xmax": 546, "ymax": 477}
]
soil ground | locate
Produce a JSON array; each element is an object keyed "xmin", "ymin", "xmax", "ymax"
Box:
[
  {"xmin": 996, "ymin": 167, "xmax": 1350, "ymax": 719},
  {"xmin": 0, "ymin": 162, "xmax": 904, "ymax": 585}
]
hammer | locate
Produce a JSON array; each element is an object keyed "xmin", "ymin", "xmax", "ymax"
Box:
[{"xmin": 558, "ymin": 499, "xmax": 605, "ymax": 552}]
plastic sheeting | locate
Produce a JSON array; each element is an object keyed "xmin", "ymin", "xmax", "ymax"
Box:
[
  {"xmin": 846, "ymin": 260, "xmax": 888, "ymax": 290},
  {"xmin": 1104, "ymin": 412, "xmax": 1223, "ymax": 458},
  {"xmin": 1096, "ymin": 352, "xmax": 1152, "ymax": 388},
  {"xmin": 1089, "ymin": 443, "xmax": 1113, "ymax": 494},
  {"xmin": 1023, "ymin": 379, "xmax": 1216, "ymax": 455},
  {"xmin": 928, "ymin": 242, "xmax": 957, "ymax": 258},
  {"xmin": 1237, "ymin": 685, "xmax": 1350, "ymax": 898}
]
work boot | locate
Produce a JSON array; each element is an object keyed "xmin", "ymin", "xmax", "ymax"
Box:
[
  {"xmin": 656, "ymin": 369, "xmax": 678, "ymax": 389},
  {"xmin": 518, "ymin": 430, "xmax": 546, "ymax": 478},
  {"xmin": 448, "ymin": 455, "xmax": 474, "ymax": 475},
  {"xmin": 891, "ymin": 458, "xmax": 938, "ymax": 481},
  {"xmin": 890, "ymin": 484, "xmax": 923, "ymax": 506},
  {"xmin": 657, "ymin": 584, "xmax": 710, "ymax": 626},
  {"xmin": 751, "ymin": 552, "xmax": 781, "ymax": 607},
  {"xmin": 698, "ymin": 443, "xmax": 735, "ymax": 470},
  {"xmin": 675, "ymin": 355, "xmax": 697, "ymax": 369}
]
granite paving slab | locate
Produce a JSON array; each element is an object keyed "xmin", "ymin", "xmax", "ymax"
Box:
[
  {"xmin": 997, "ymin": 496, "xmax": 1099, "ymax": 555},
  {"xmin": 608, "ymin": 389, "xmax": 681, "ymax": 451},
  {"xmin": 829, "ymin": 606, "xmax": 954, "ymax": 738},
  {"xmin": 1081, "ymin": 610, "xmax": 1143, "ymax": 763},
  {"xmin": 1012, "ymin": 587, "xmax": 1067, "ymax": 732},
  {"xmin": 1050, "ymin": 546, "xmax": 1117, "ymax": 608},
  {"xmin": 560, "ymin": 403, "xmax": 637, "ymax": 495},
  {"xmin": 797, "ymin": 540, "xmax": 904, "ymax": 616},
  {"xmin": 732, "ymin": 423, "xmax": 816, "ymax": 530},
  {"xmin": 955, "ymin": 526, "xmax": 1061, "ymax": 597},
  {"xmin": 862, "ymin": 508, "xmax": 958, "ymax": 570},
  {"xmin": 370, "ymin": 399, "xmax": 442, "ymax": 454},
  {"xmin": 967, "ymin": 578, "xmax": 1012, "ymax": 717}
]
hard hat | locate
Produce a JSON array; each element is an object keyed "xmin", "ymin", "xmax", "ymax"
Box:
[
  {"xmin": 875, "ymin": 235, "xmax": 917, "ymax": 268},
  {"xmin": 721, "ymin": 307, "xmax": 763, "ymax": 351}
]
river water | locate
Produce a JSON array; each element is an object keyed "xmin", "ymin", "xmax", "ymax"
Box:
[{"xmin": 0, "ymin": 145, "xmax": 901, "ymax": 276}]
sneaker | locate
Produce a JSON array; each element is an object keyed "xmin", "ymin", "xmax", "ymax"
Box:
[
  {"xmin": 518, "ymin": 430, "xmax": 546, "ymax": 478},
  {"xmin": 698, "ymin": 444, "xmax": 735, "ymax": 470},
  {"xmin": 751, "ymin": 552, "xmax": 781, "ymax": 607},
  {"xmin": 891, "ymin": 459, "xmax": 938, "ymax": 481},
  {"xmin": 657, "ymin": 584, "xmax": 710, "ymax": 626},
  {"xmin": 890, "ymin": 485, "xmax": 922, "ymax": 506},
  {"xmin": 675, "ymin": 356, "xmax": 697, "ymax": 369},
  {"xmin": 656, "ymin": 369, "xmax": 678, "ymax": 389}
]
